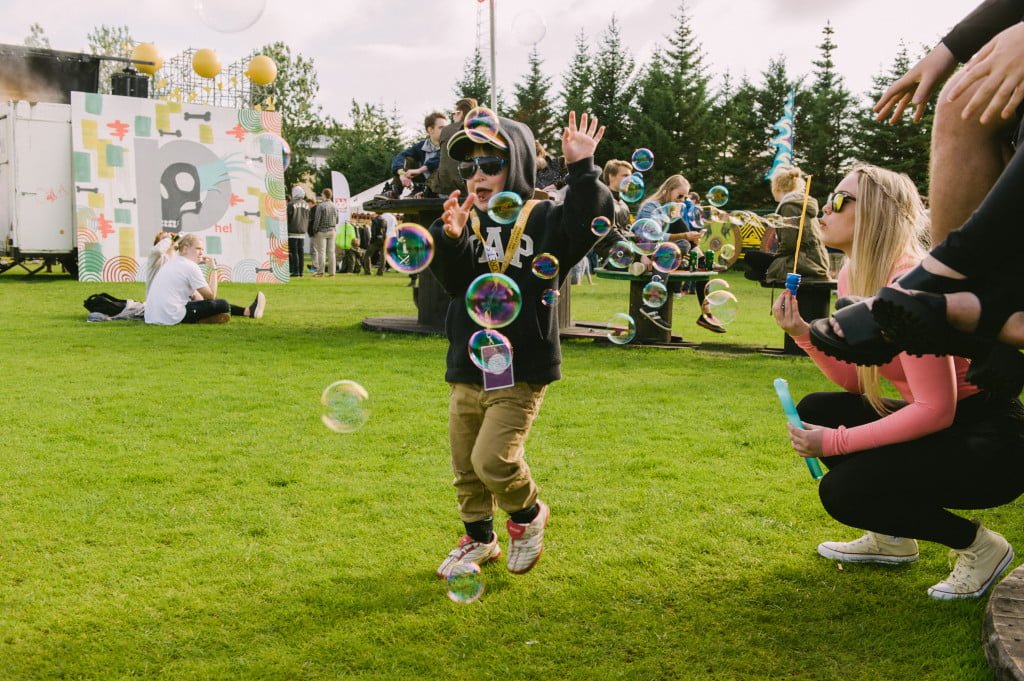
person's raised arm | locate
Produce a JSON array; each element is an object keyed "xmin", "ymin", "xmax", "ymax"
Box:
[{"xmin": 873, "ymin": 43, "xmax": 958, "ymax": 124}]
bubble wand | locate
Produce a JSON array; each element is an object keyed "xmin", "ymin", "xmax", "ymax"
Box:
[
  {"xmin": 773, "ymin": 378, "xmax": 823, "ymax": 480},
  {"xmin": 785, "ymin": 175, "xmax": 813, "ymax": 298}
]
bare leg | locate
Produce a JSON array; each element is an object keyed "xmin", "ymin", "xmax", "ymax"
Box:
[
  {"xmin": 943, "ymin": 293, "xmax": 1024, "ymax": 347},
  {"xmin": 928, "ymin": 72, "xmax": 1015, "ymax": 244}
]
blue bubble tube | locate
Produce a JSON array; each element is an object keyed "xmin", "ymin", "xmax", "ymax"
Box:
[{"xmin": 773, "ymin": 378, "xmax": 823, "ymax": 480}]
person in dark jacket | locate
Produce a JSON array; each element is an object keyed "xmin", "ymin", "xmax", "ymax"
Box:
[
  {"xmin": 430, "ymin": 112, "xmax": 612, "ymax": 580},
  {"xmin": 387, "ymin": 112, "xmax": 448, "ymax": 199},
  {"xmin": 286, "ymin": 186, "xmax": 310, "ymax": 277}
]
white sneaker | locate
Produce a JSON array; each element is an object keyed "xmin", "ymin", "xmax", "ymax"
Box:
[
  {"xmin": 506, "ymin": 501, "xmax": 549, "ymax": 574},
  {"xmin": 250, "ymin": 292, "xmax": 266, "ymax": 319},
  {"xmin": 436, "ymin": 534, "xmax": 501, "ymax": 579},
  {"xmin": 928, "ymin": 525, "xmax": 1014, "ymax": 600},
  {"xmin": 817, "ymin": 532, "xmax": 919, "ymax": 564}
]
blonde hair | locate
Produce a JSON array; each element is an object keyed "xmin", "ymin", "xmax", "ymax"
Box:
[
  {"xmin": 771, "ymin": 166, "xmax": 804, "ymax": 196},
  {"xmin": 650, "ymin": 174, "xmax": 691, "ymax": 204},
  {"xmin": 844, "ymin": 164, "xmax": 930, "ymax": 414},
  {"xmin": 174, "ymin": 233, "xmax": 203, "ymax": 253}
]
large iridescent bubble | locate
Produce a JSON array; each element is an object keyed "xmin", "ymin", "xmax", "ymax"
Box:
[
  {"xmin": 591, "ymin": 216, "xmax": 612, "ymax": 238},
  {"xmin": 706, "ymin": 185, "xmax": 730, "ymax": 208},
  {"xmin": 320, "ymin": 380, "xmax": 370, "ymax": 433},
  {"xmin": 631, "ymin": 148, "xmax": 654, "ymax": 172},
  {"xmin": 531, "ymin": 253, "xmax": 559, "ymax": 280},
  {"xmin": 651, "ymin": 241, "xmax": 682, "ymax": 273},
  {"xmin": 607, "ymin": 241, "xmax": 634, "ymax": 269},
  {"xmin": 642, "ymin": 279, "xmax": 668, "ymax": 308},
  {"xmin": 384, "ymin": 223, "xmax": 434, "ymax": 274},
  {"xmin": 619, "ymin": 175, "xmax": 645, "ymax": 203},
  {"xmin": 468, "ymin": 329, "xmax": 513, "ymax": 374},
  {"xmin": 464, "ymin": 106, "xmax": 501, "ymax": 144},
  {"xmin": 487, "ymin": 191, "xmax": 523, "ymax": 225},
  {"xmin": 606, "ymin": 312, "xmax": 637, "ymax": 345},
  {"xmin": 465, "ymin": 273, "xmax": 522, "ymax": 329},
  {"xmin": 706, "ymin": 290, "xmax": 739, "ymax": 326}
]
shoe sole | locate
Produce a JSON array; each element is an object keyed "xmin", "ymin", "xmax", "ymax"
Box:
[
  {"xmin": 507, "ymin": 504, "xmax": 549, "ymax": 575},
  {"xmin": 817, "ymin": 543, "xmax": 919, "ymax": 564},
  {"xmin": 927, "ymin": 545, "xmax": 1014, "ymax": 600},
  {"xmin": 871, "ymin": 292, "xmax": 950, "ymax": 358},
  {"xmin": 252, "ymin": 292, "xmax": 266, "ymax": 319}
]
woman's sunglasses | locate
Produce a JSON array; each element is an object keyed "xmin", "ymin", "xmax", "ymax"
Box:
[
  {"xmin": 457, "ymin": 156, "xmax": 507, "ymax": 180},
  {"xmin": 826, "ymin": 191, "xmax": 856, "ymax": 213}
]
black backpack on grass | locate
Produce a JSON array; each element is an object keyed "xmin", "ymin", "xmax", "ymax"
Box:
[{"xmin": 84, "ymin": 293, "xmax": 128, "ymax": 316}]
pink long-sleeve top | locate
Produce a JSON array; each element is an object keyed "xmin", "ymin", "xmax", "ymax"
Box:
[{"xmin": 792, "ymin": 264, "xmax": 979, "ymax": 456}]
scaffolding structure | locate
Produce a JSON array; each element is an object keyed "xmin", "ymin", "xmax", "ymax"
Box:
[{"xmin": 148, "ymin": 48, "xmax": 274, "ymax": 110}]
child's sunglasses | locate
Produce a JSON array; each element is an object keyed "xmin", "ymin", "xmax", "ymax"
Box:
[
  {"xmin": 826, "ymin": 191, "xmax": 856, "ymax": 213},
  {"xmin": 457, "ymin": 156, "xmax": 507, "ymax": 181}
]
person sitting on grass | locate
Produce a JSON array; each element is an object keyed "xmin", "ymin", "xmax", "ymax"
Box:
[
  {"xmin": 429, "ymin": 111, "xmax": 613, "ymax": 579},
  {"xmin": 772, "ymin": 163, "xmax": 1024, "ymax": 601},
  {"xmin": 144, "ymin": 233, "xmax": 266, "ymax": 325}
]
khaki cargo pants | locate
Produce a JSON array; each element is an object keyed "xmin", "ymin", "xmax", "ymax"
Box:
[{"xmin": 448, "ymin": 382, "xmax": 547, "ymax": 522}]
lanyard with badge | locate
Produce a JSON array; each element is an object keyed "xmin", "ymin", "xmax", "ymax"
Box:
[{"xmin": 469, "ymin": 200, "xmax": 537, "ymax": 390}]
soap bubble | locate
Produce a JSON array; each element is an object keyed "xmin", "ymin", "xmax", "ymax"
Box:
[
  {"xmin": 195, "ymin": 0, "xmax": 267, "ymax": 32},
  {"xmin": 384, "ymin": 223, "xmax": 434, "ymax": 274},
  {"xmin": 631, "ymin": 218, "xmax": 664, "ymax": 243},
  {"xmin": 642, "ymin": 279, "xmax": 668, "ymax": 308},
  {"xmin": 705, "ymin": 290, "xmax": 739, "ymax": 326},
  {"xmin": 512, "ymin": 10, "xmax": 547, "ymax": 45},
  {"xmin": 718, "ymin": 243, "xmax": 736, "ymax": 262},
  {"xmin": 446, "ymin": 561, "xmax": 484, "ymax": 604},
  {"xmin": 704, "ymin": 278, "xmax": 731, "ymax": 296},
  {"xmin": 465, "ymin": 273, "xmax": 522, "ymax": 329},
  {"xmin": 531, "ymin": 253, "xmax": 559, "ymax": 280},
  {"xmin": 631, "ymin": 148, "xmax": 654, "ymax": 172},
  {"xmin": 651, "ymin": 241, "xmax": 682, "ymax": 273},
  {"xmin": 280, "ymin": 138, "xmax": 291, "ymax": 171},
  {"xmin": 464, "ymin": 106, "xmax": 501, "ymax": 145},
  {"xmin": 607, "ymin": 241, "xmax": 634, "ymax": 269},
  {"xmin": 540, "ymin": 288, "xmax": 559, "ymax": 307},
  {"xmin": 487, "ymin": 191, "xmax": 523, "ymax": 225},
  {"xmin": 468, "ymin": 329, "xmax": 513, "ymax": 374},
  {"xmin": 320, "ymin": 380, "xmax": 370, "ymax": 433},
  {"xmin": 591, "ymin": 216, "xmax": 612, "ymax": 238},
  {"xmin": 706, "ymin": 185, "xmax": 730, "ymax": 208},
  {"xmin": 606, "ymin": 313, "xmax": 636, "ymax": 345},
  {"xmin": 618, "ymin": 175, "xmax": 645, "ymax": 203}
]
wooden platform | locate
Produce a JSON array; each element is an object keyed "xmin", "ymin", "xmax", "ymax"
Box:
[
  {"xmin": 985, "ymin": 565, "xmax": 1024, "ymax": 680},
  {"xmin": 359, "ymin": 316, "xmax": 700, "ymax": 348}
]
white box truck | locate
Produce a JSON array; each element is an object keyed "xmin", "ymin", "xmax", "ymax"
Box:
[{"xmin": 0, "ymin": 100, "xmax": 77, "ymax": 276}]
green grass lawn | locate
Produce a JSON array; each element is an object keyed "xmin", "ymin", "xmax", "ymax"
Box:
[{"xmin": 0, "ymin": 265, "xmax": 1012, "ymax": 680}]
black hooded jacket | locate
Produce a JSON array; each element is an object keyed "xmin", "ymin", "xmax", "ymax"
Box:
[{"xmin": 428, "ymin": 117, "xmax": 614, "ymax": 385}]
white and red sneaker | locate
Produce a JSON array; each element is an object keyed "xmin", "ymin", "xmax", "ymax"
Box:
[
  {"xmin": 436, "ymin": 534, "xmax": 501, "ymax": 579},
  {"xmin": 506, "ymin": 501, "xmax": 549, "ymax": 574}
]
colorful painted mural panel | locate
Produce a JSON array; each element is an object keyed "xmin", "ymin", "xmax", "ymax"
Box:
[{"xmin": 71, "ymin": 92, "xmax": 288, "ymax": 283}]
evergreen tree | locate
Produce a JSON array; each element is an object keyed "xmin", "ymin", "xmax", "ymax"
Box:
[
  {"xmin": 509, "ymin": 46, "xmax": 559, "ymax": 149},
  {"xmin": 23, "ymin": 23, "xmax": 50, "ymax": 48},
  {"xmin": 630, "ymin": 54, "xmax": 677, "ymax": 187},
  {"xmin": 798, "ymin": 22, "xmax": 856, "ymax": 192},
  {"xmin": 321, "ymin": 101, "xmax": 406, "ymax": 194},
  {"xmin": 254, "ymin": 42, "xmax": 327, "ymax": 187},
  {"xmin": 708, "ymin": 73, "xmax": 773, "ymax": 208},
  {"xmin": 850, "ymin": 43, "xmax": 933, "ymax": 194},
  {"xmin": 561, "ymin": 30, "xmax": 593, "ymax": 120},
  {"xmin": 454, "ymin": 46, "xmax": 492, "ymax": 109},
  {"xmin": 662, "ymin": 0, "xmax": 715, "ymax": 183},
  {"xmin": 589, "ymin": 16, "xmax": 636, "ymax": 164}
]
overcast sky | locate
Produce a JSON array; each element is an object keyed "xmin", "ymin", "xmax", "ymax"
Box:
[{"xmin": 3, "ymin": 0, "xmax": 964, "ymax": 134}]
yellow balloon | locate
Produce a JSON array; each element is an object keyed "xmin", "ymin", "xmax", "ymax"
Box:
[
  {"xmin": 131, "ymin": 42, "xmax": 163, "ymax": 76},
  {"xmin": 192, "ymin": 48, "xmax": 222, "ymax": 79},
  {"xmin": 245, "ymin": 55, "xmax": 278, "ymax": 86}
]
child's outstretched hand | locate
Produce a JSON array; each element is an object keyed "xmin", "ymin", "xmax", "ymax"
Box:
[
  {"xmin": 442, "ymin": 189, "xmax": 477, "ymax": 239},
  {"xmin": 562, "ymin": 112, "xmax": 605, "ymax": 165}
]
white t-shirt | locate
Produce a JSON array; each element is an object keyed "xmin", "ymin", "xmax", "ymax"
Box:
[
  {"xmin": 382, "ymin": 213, "xmax": 398, "ymax": 239},
  {"xmin": 144, "ymin": 256, "xmax": 208, "ymax": 325}
]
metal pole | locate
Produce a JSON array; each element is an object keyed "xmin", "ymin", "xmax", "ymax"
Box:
[{"xmin": 489, "ymin": 0, "xmax": 497, "ymax": 111}]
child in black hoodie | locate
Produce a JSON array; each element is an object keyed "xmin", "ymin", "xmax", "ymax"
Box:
[{"xmin": 430, "ymin": 112, "xmax": 613, "ymax": 579}]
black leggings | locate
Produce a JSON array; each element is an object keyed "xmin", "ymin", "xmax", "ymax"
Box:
[
  {"xmin": 181, "ymin": 299, "xmax": 246, "ymax": 323},
  {"xmin": 798, "ymin": 391, "xmax": 1024, "ymax": 549}
]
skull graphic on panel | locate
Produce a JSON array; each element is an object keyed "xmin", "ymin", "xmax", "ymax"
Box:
[{"xmin": 160, "ymin": 162, "xmax": 203, "ymax": 231}]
